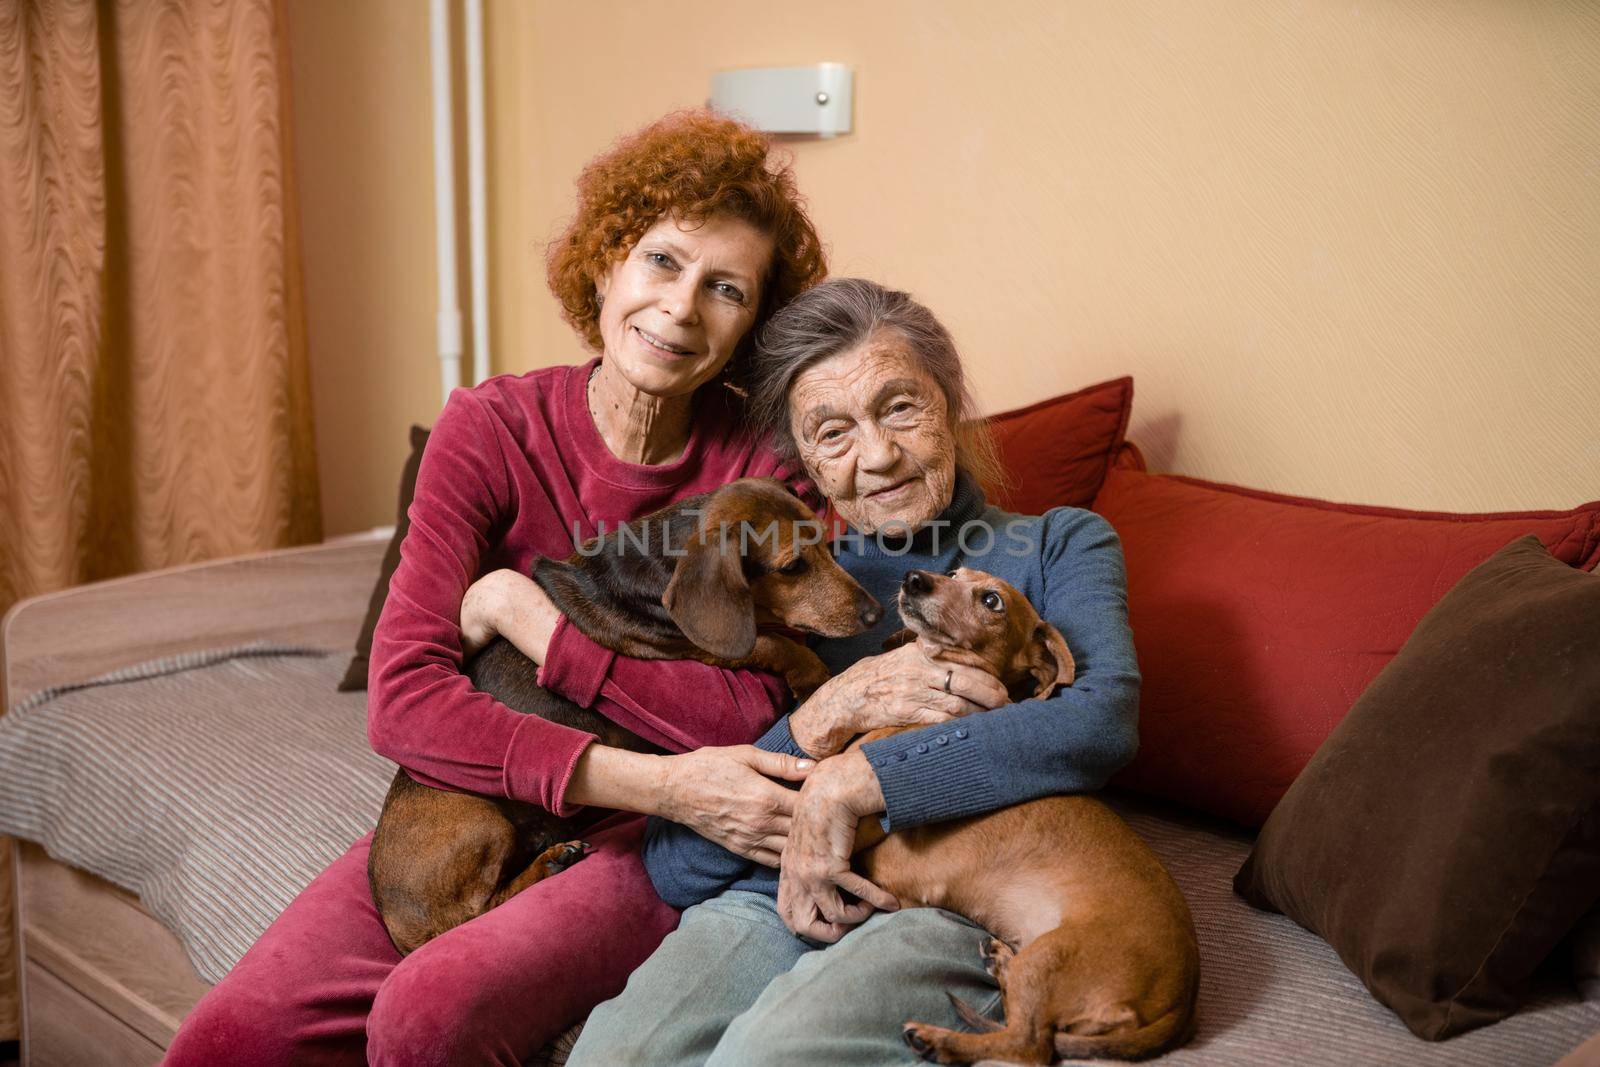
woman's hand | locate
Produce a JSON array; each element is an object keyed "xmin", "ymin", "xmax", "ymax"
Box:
[
  {"xmin": 777, "ymin": 750, "xmax": 898, "ymax": 942},
  {"xmin": 652, "ymin": 745, "xmax": 816, "ymax": 867},
  {"xmin": 788, "ymin": 643, "xmax": 1009, "ymax": 758},
  {"xmin": 459, "ymin": 569, "xmax": 562, "ymax": 662}
]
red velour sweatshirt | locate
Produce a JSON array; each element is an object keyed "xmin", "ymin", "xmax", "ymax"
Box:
[{"xmin": 367, "ymin": 358, "xmax": 802, "ymax": 816}]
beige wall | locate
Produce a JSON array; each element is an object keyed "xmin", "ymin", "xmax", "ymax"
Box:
[
  {"xmin": 293, "ymin": 0, "xmax": 1600, "ymax": 536},
  {"xmin": 288, "ymin": 0, "xmax": 443, "ymax": 537}
]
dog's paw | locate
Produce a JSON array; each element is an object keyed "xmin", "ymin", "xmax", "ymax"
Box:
[
  {"xmin": 536, "ymin": 840, "xmax": 589, "ymax": 874},
  {"xmin": 902, "ymin": 1023, "xmax": 938, "ymax": 1062},
  {"xmin": 979, "ymin": 936, "xmax": 1015, "ymax": 980},
  {"xmin": 784, "ymin": 661, "xmax": 831, "ymax": 698},
  {"xmin": 902, "ymin": 1022, "xmax": 967, "ymax": 1064}
]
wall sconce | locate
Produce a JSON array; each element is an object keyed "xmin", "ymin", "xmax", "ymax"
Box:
[{"xmin": 710, "ymin": 63, "xmax": 853, "ymax": 138}]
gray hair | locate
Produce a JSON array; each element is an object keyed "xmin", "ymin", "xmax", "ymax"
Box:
[{"xmin": 747, "ymin": 278, "xmax": 1005, "ymax": 490}]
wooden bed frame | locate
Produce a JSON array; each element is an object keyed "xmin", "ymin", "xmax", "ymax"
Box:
[{"xmin": 0, "ymin": 534, "xmax": 387, "ymax": 1065}]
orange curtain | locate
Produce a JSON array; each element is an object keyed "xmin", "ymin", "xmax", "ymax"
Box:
[{"xmin": 0, "ymin": 0, "xmax": 320, "ymax": 1036}]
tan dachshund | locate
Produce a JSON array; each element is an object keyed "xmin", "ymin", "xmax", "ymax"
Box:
[
  {"xmin": 853, "ymin": 568, "xmax": 1199, "ymax": 1064},
  {"xmin": 369, "ymin": 478, "xmax": 880, "ymax": 956}
]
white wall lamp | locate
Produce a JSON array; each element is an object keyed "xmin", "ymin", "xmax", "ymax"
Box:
[{"xmin": 710, "ymin": 63, "xmax": 854, "ymax": 138}]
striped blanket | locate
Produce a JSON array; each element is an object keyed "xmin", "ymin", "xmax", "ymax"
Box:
[
  {"xmin": 0, "ymin": 646, "xmax": 1594, "ymax": 1065},
  {"xmin": 0, "ymin": 645, "xmax": 389, "ymax": 983}
]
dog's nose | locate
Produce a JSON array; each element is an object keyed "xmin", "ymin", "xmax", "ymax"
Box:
[
  {"xmin": 902, "ymin": 570, "xmax": 931, "ymax": 597},
  {"xmin": 858, "ymin": 594, "xmax": 883, "ymax": 628}
]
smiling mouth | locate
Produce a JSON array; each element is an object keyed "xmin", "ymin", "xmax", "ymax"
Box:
[
  {"xmin": 866, "ymin": 478, "xmax": 917, "ymax": 500},
  {"xmin": 634, "ymin": 325, "xmax": 695, "ymax": 356}
]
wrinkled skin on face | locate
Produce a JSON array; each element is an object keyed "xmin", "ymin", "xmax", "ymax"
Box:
[{"xmin": 787, "ymin": 331, "xmax": 958, "ymax": 534}]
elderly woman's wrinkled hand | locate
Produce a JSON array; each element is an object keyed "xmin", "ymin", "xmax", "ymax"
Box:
[
  {"xmin": 787, "ymin": 643, "xmax": 1008, "ymax": 758},
  {"xmin": 776, "ymin": 750, "xmax": 899, "ymax": 942}
]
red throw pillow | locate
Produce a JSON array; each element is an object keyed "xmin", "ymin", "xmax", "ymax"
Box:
[
  {"xmin": 1092, "ymin": 467, "xmax": 1600, "ymax": 826},
  {"xmin": 982, "ymin": 377, "xmax": 1133, "ymax": 513}
]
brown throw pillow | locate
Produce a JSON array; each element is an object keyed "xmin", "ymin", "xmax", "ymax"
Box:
[
  {"xmin": 338, "ymin": 425, "xmax": 431, "ymax": 691},
  {"xmin": 1233, "ymin": 535, "xmax": 1600, "ymax": 1040}
]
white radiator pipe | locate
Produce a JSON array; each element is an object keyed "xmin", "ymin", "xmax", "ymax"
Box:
[
  {"xmin": 464, "ymin": 0, "xmax": 490, "ymax": 386},
  {"xmin": 430, "ymin": 0, "xmax": 462, "ymax": 405}
]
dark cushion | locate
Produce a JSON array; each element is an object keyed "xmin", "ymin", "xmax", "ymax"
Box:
[
  {"xmin": 1233, "ymin": 536, "xmax": 1600, "ymax": 1040},
  {"xmin": 338, "ymin": 425, "xmax": 430, "ymax": 691},
  {"xmin": 982, "ymin": 376, "xmax": 1133, "ymax": 513}
]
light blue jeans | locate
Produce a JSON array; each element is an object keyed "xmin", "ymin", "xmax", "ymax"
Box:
[{"xmin": 567, "ymin": 889, "xmax": 1003, "ymax": 1067}]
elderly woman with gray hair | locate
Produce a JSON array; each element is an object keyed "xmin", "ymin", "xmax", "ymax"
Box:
[{"xmin": 567, "ymin": 278, "xmax": 1142, "ymax": 1065}]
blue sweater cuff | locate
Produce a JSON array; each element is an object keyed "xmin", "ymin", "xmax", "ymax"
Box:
[
  {"xmin": 754, "ymin": 715, "xmax": 812, "ymax": 758},
  {"xmin": 860, "ymin": 724, "xmax": 1000, "ymax": 832}
]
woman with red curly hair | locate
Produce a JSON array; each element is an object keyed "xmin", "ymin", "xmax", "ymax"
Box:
[{"xmin": 165, "ymin": 110, "xmax": 827, "ymax": 1067}]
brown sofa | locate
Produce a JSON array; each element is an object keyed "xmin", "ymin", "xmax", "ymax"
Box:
[{"xmin": 1, "ymin": 533, "xmax": 1596, "ymax": 1066}]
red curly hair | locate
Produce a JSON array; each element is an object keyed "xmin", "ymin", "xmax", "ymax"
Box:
[{"xmin": 546, "ymin": 109, "xmax": 827, "ymax": 378}]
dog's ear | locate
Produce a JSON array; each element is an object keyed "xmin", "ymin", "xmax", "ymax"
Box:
[
  {"xmin": 1026, "ymin": 620, "xmax": 1076, "ymax": 697},
  {"xmin": 664, "ymin": 533, "xmax": 756, "ymax": 659},
  {"xmin": 880, "ymin": 628, "xmax": 916, "ymax": 651}
]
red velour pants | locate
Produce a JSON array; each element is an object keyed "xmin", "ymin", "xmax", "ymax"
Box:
[{"xmin": 162, "ymin": 814, "xmax": 676, "ymax": 1067}]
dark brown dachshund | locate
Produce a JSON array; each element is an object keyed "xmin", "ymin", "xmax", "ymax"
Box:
[
  {"xmin": 369, "ymin": 478, "xmax": 880, "ymax": 956},
  {"xmin": 853, "ymin": 568, "xmax": 1199, "ymax": 1064}
]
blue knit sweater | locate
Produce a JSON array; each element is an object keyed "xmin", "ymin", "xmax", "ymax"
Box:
[{"xmin": 641, "ymin": 472, "xmax": 1142, "ymax": 908}]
